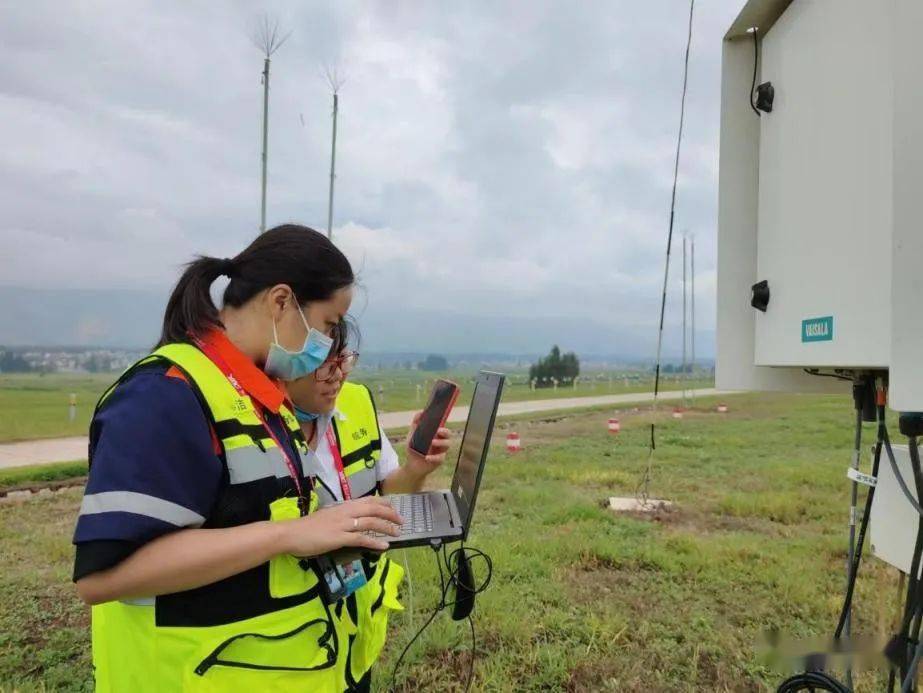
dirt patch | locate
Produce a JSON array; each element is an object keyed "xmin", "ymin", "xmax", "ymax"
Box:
[
  {"xmin": 0, "ymin": 476, "xmax": 87, "ymax": 497},
  {"xmin": 565, "ymin": 657, "xmax": 627, "ymax": 692},
  {"xmin": 564, "ymin": 626, "xmax": 762, "ymax": 693},
  {"xmin": 606, "ymin": 502, "xmax": 786, "ymax": 538},
  {"xmin": 391, "ymin": 646, "xmax": 477, "ymax": 692}
]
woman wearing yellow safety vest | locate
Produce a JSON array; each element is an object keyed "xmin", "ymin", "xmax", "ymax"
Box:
[
  {"xmin": 285, "ymin": 335, "xmax": 452, "ymax": 691},
  {"xmin": 72, "ymin": 225, "xmax": 405, "ymax": 691}
]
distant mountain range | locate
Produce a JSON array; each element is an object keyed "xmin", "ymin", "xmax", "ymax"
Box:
[{"xmin": 0, "ymin": 285, "xmax": 714, "ymax": 361}]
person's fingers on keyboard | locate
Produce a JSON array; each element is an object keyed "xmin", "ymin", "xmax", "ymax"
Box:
[
  {"xmin": 351, "ymin": 516, "xmax": 401, "ymax": 537},
  {"xmin": 348, "ymin": 496, "xmax": 403, "ymax": 525},
  {"xmin": 347, "ymin": 532, "xmax": 390, "ymax": 552}
]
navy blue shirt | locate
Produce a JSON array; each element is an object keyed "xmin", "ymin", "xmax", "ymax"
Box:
[{"xmin": 73, "ymin": 362, "xmax": 300, "ymax": 580}]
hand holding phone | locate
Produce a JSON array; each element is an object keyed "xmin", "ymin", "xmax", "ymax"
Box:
[{"xmin": 409, "ymin": 379, "xmax": 460, "ymax": 455}]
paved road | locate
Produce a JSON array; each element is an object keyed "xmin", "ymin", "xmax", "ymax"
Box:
[{"xmin": 0, "ymin": 388, "xmax": 725, "ymax": 470}]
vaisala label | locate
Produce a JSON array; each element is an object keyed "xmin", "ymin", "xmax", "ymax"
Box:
[{"xmin": 802, "ymin": 316, "xmax": 834, "ymax": 343}]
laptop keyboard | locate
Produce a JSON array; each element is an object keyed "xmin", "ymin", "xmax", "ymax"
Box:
[
  {"xmin": 393, "ymin": 494, "xmax": 434, "ymax": 535},
  {"xmin": 367, "ymin": 494, "xmax": 434, "ymax": 537}
]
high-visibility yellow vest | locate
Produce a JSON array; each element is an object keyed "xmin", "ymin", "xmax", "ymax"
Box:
[
  {"xmin": 89, "ymin": 343, "xmax": 347, "ymax": 692},
  {"xmin": 327, "ymin": 382, "xmax": 405, "ymax": 689}
]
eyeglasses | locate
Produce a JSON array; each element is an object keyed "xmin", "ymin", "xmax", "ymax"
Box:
[{"xmin": 314, "ymin": 351, "xmax": 359, "ymax": 382}]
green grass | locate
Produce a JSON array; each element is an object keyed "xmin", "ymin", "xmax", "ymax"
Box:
[
  {"xmin": 0, "ymin": 461, "xmax": 87, "ymax": 490},
  {"xmin": 0, "ymin": 374, "xmax": 112, "ymax": 443},
  {"xmin": 3, "ymin": 392, "xmax": 891, "ymax": 692},
  {"xmin": 0, "ymin": 370, "xmax": 713, "ymax": 443}
]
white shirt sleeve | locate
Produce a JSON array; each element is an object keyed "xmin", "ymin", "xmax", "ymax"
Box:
[{"xmin": 376, "ymin": 423, "xmax": 400, "ymax": 482}]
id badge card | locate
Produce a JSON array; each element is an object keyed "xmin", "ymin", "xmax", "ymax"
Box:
[
  {"xmin": 317, "ymin": 556, "xmax": 368, "ymax": 603},
  {"xmin": 338, "ymin": 559, "xmax": 368, "ymax": 598}
]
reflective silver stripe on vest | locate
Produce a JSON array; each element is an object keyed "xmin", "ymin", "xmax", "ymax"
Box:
[
  {"xmin": 225, "ymin": 444, "xmax": 293, "ymax": 485},
  {"xmin": 315, "ymin": 465, "xmax": 378, "ymax": 507},
  {"xmin": 347, "ymin": 466, "xmax": 378, "ymax": 498},
  {"xmin": 80, "ymin": 491, "xmax": 205, "ymax": 527},
  {"xmin": 315, "ymin": 483, "xmax": 337, "ymax": 508}
]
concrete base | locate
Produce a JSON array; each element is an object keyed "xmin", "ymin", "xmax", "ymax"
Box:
[{"xmin": 607, "ymin": 496, "xmax": 674, "ymax": 513}]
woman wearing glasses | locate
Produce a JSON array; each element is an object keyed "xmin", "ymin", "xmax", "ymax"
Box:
[
  {"xmin": 72, "ymin": 225, "xmax": 403, "ymax": 692},
  {"xmin": 285, "ymin": 330, "xmax": 452, "ymax": 692}
]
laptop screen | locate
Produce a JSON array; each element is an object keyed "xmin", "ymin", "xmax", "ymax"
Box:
[{"xmin": 450, "ymin": 371, "xmax": 504, "ymax": 531}]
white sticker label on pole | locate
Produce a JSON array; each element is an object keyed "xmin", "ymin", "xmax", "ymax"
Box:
[{"xmin": 847, "ymin": 468, "xmax": 877, "ymax": 488}]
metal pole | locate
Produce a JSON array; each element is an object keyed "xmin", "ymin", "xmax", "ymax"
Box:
[
  {"xmin": 327, "ymin": 91, "xmax": 339, "ymax": 240},
  {"xmin": 637, "ymin": 0, "xmax": 695, "ymax": 507},
  {"xmin": 260, "ymin": 57, "xmax": 270, "ymax": 234},
  {"xmin": 682, "ymin": 234, "xmax": 688, "ymax": 408},
  {"xmin": 691, "ymin": 234, "xmax": 696, "ymax": 407}
]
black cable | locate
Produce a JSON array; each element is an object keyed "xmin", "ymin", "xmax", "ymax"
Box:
[
  {"xmin": 884, "ymin": 428, "xmax": 923, "ymax": 517},
  {"xmin": 750, "ymin": 28, "xmax": 762, "ymax": 117},
  {"xmin": 776, "ymin": 670, "xmax": 851, "ymax": 693},
  {"xmin": 899, "ymin": 438, "xmax": 923, "ymax": 692},
  {"xmin": 894, "ymin": 438, "xmax": 923, "ymax": 691},
  {"xmin": 834, "ymin": 403, "xmax": 885, "ymax": 639},
  {"xmin": 651, "ymin": 0, "xmax": 695, "ymax": 401},
  {"xmin": 844, "ymin": 403, "xmax": 864, "ymax": 690},
  {"xmin": 804, "ymin": 368, "xmax": 854, "ymax": 382},
  {"xmin": 784, "ymin": 390, "xmax": 923, "ymax": 693},
  {"xmin": 388, "ymin": 544, "xmax": 493, "ymax": 692},
  {"xmin": 389, "ymin": 599, "xmax": 441, "ymax": 691}
]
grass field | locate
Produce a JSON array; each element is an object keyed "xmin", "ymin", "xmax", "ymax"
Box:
[
  {"xmin": 0, "ymin": 370, "xmax": 713, "ymax": 443},
  {"xmin": 0, "ymin": 374, "xmax": 112, "ymax": 443},
  {"xmin": 3, "ymin": 392, "xmax": 900, "ymax": 691}
]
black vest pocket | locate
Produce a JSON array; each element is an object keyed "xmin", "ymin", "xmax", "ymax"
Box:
[{"xmin": 194, "ymin": 617, "xmax": 335, "ymax": 676}]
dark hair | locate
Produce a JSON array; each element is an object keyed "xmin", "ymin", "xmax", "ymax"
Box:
[
  {"xmin": 331, "ymin": 315, "xmax": 361, "ymax": 355},
  {"xmin": 158, "ymin": 224, "xmax": 354, "ymax": 346}
]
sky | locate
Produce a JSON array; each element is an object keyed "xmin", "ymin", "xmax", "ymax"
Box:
[{"xmin": 0, "ymin": 0, "xmax": 746, "ymax": 357}]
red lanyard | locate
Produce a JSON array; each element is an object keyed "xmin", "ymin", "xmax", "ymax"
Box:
[
  {"xmin": 190, "ymin": 335, "xmax": 306, "ymax": 499},
  {"xmin": 325, "ymin": 425, "xmax": 352, "ymax": 500}
]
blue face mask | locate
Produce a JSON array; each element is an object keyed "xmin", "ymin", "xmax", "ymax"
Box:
[
  {"xmin": 263, "ymin": 300, "xmax": 334, "ymax": 382},
  {"xmin": 293, "ymin": 405, "xmax": 319, "ymax": 423}
]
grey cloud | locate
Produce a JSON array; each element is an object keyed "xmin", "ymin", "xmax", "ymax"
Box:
[{"xmin": 0, "ymin": 0, "xmax": 745, "ymax": 357}]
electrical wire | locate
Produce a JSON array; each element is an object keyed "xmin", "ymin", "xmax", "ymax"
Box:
[
  {"xmin": 835, "ymin": 402, "xmax": 885, "ymax": 640},
  {"xmin": 897, "ymin": 438, "xmax": 923, "ymax": 692},
  {"xmin": 639, "ymin": 0, "xmax": 696, "ymax": 506},
  {"xmin": 884, "ymin": 428, "xmax": 923, "ymax": 517},
  {"xmin": 844, "ymin": 400, "xmax": 864, "ymax": 690},
  {"xmin": 803, "ymin": 368, "xmax": 855, "ymax": 382},
  {"xmin": 750, "ymin": 28, "xmax": 762, "ymax": 117},
  {"xmin": 779, "ymin": 389, "xmax": 923, "ymax": 692},
  {"xmin": 777, "ymin": 400, "xmax": 883, "ymax": 692},
  {"xmin": 825, "ymin": 395, "xmax": 923, "ymax": 691},
  {"xmin": 887, "ymin": 436, "xmax": 923, "ymax": 691},
  {"xmin": 775, "ymin": 670, "xmax": 851, "ymax": 693},
  {"xmin": 388, "ymin": 544, "xmax": 493, "ymax": 693},
  {"xmin": 403, "ymin": 548, "xmax": 416, "ymax": 630}
]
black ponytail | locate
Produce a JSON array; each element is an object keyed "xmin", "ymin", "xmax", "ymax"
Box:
[{"xmin": 158, "ymin": 224, "xmax": 354, "ymax": 346}]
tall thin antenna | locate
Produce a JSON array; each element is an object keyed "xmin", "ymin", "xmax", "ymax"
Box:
[
  {"xmin": 324, "ymin": 66, "xmax": 345, "ymax": 241},
  {"xmin": 636, "ymin": 0, "xmax": 696, "ymax": 507},
  {"xmin": 691, "ymin": 234, "xmax": 696, "ymax": 407},
  {"xmin": 252, "ymin": 15, "xmax": 291, "ymax": 234},
  {"xmin": 682, "ymin": 233, "xmax": 688, "ymax": 408}
]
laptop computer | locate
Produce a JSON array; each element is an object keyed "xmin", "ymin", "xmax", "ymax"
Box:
[{"xmin": 374, "ymin": 370, "xmax": 505, "ymax": 548}]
